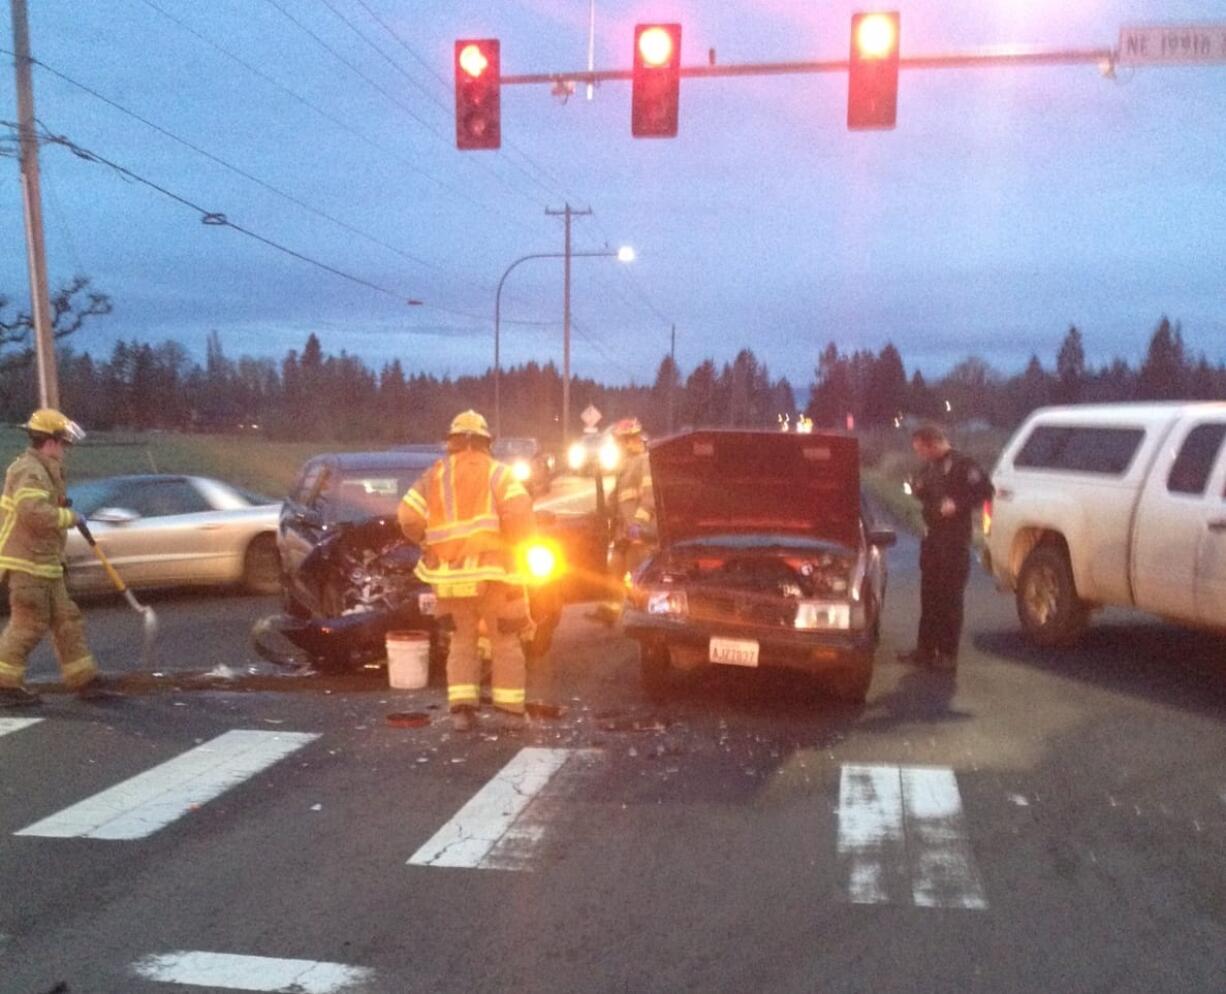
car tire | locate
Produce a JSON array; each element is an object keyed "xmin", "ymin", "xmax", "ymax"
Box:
[
  {"xmin": 1016, "ymin": 545, "xmax": 1088, "ymax": 647},
  {"xmin": 639, "ymin": 642, "xmax": 674, "ymax": 700},
  {"xmin": 822, "ymin": 653, "xmax": 873, "ymax": 705},
  {"xmin": 243, "ymin": 534, "xmax": 282, "ymax": 596}
]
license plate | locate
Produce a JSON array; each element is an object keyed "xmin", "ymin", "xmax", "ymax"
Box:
[
  {"xmin": 418, "ymin": 592, "xmax": 437, "ymax": 616},
  {"xmin": 709, "ymin": 637, "xmax": 759, "ymax": 668}
]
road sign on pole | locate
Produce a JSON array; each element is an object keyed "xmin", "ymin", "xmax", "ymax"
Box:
[
  {"xmin": 581, "ymin": 404, "xmax": 602, "ymax": 429},
  {"xmin": 1118, "ymin": 24, "xmax": 1226, "ymax": 65}
]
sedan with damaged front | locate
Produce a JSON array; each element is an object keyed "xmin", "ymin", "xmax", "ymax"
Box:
[
  {"xmin": 264, "ymin": 451, "xmax": 607, "ymax": 673},
  {"xmin": 623, "ymin": 430, "xmax": 894, "ymax": 703}
]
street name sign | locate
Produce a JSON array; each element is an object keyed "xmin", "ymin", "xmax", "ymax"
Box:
[{"xmin": 1118, "ymin": 24, "xmax": 1226, "ymax": 65}]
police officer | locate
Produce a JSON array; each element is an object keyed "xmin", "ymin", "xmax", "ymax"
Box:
[
  {"xmin": 0, "ymin": 409, "xmax": 110, "ymax": 707},
  {"xmin": 898, "ymin": 425, "xmax": 994, "ymax": 671}
]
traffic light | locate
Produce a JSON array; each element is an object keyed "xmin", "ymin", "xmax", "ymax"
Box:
[
  {"xmin": 847, "ymin": 12, "xmax": 900, "ymax": 130},
  {"xmin": 454, "ymin": 39, "xmax": 500, "ymax": 150},
  {"xmin": 632, "ymin": 23, "xmax": 681, "ymax": 138}
]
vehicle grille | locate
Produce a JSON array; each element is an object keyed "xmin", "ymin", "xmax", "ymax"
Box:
[{"xmin": 687, "ymin": 589, "xmax": 798, "ymax": 630}]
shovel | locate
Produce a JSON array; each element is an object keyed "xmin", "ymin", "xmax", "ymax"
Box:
[{"xmin": 76, "ymin": 519, "xmax": 158, "ymax": 666}]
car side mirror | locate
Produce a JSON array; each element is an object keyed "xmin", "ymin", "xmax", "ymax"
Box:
[
  {"xmin": 868, "ymin": 528, "xmax": 897, "ymax": 549},
  {"xmin": 92, "ymin": 507, "xmax": 140, "ymax": 526}
]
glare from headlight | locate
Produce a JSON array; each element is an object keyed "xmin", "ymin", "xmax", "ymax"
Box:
[
  {"xmin": 567, "ymin": 441, "xmax": 587, "ymax": 471},
  {"xmin": 647, "ymin": 589, "xmax": 688, "ymax": 617},
  {"xmin": 525, "ymin": 543, "xmax": 559, "ymax": 581},
  {"xmin": 599, "ymin": 440, "xmax": 620, "ymax": 472},
  {"xmin": 512, "ymin": 459, "xmax": 531, "ymax": 482},
  {"xmin": 794, "ymin": 601, "xmax": 851, "ymax": 630}
]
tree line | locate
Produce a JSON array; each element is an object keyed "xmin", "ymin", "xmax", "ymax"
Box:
[{"xmin": 1, "ymin": 279, "xmax": 1223, "ymax": 441}]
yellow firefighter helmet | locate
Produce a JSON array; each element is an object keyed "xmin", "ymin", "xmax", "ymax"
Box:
[
  {"xmin": 447, "ymin": 409, "xmax": 492, "ymax": 440},
  {"xmin": 25, "ymin": 408, "xmax": 86, "ymax": 445}
]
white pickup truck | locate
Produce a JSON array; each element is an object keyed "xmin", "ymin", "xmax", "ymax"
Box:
[{"xmin": 984, "ymin": 402, "xmax": 1226, "ymax": 644}]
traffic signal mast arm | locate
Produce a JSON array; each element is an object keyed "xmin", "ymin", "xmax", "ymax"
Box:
[{"xmin": 499, "ymin": 43, "xmax": 1119, "ymax": 88}]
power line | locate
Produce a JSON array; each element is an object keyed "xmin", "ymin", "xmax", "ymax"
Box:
[
  {"xmin": 25, "ymin": 122, "xmax": 421, "ymax": 303},
  {"xmin": 131, "ymin": 0, "xmax": 537, "ymax": 236},
  {"xmin": 263, "ymin": 0, "xmax": 548, "ymax": 212},
  {"xmin": 344, "ymin": 0, "xmax": 586, "ymax": 210},
  {"xmin": 5, "ymin": 49, "xmax": 446, "ymax": 275},
  {"xmin": 588, "ymin": 211, "xmax": 676, "ymax": 327},
  {"xmin": 16, "ymin": 121, "xmax": 559, "ymax": 330}
]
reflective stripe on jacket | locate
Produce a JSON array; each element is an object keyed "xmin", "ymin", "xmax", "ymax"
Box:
[
  {"xmin": 0, "ymin": 449, "xmax": 77, "ymax": 580},
  {"xmin": 613, "ymin": 450, "xmax": 655, "ymax": 534},
  {"xmin": 398, "ymin": 450, "xmax": 533, "ymax": 591}
]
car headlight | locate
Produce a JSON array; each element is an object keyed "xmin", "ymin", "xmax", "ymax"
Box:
[
  {"xmin": 599, "ymin": 440, "xmax": 620, "ymax": 473},
  {"xmin": 794, "ymin": 601, "xmax": 851, "ymax": 630},
  {"xmin": 647, "ymin": 589, "xmax": 688, "ymax": 618},
  {"xmin": 511, "ymin": 459, "xmax": 532, "ymax": 482},
  {"xmin": 567, "ymin": 441, "xmax": 587, "ymax": 472}
]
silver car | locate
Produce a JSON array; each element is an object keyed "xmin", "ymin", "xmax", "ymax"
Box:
[{"xmin": 63, "ymin": 475, "xmax": 282, "ymax": 596}]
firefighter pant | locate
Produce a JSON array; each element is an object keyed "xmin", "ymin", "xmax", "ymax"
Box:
[
  {"xmin": 606, "ymin": 539, "xmax": 651, "ymax": 612},
  {"xmin": 0, "ymin": 572, "xmax": 98, "ymax": 690},
  {"xmin": 917, "ymin": 537, "xmax": 971, "ymax": 659},
  {"xmin": 438, "ymin": 582, "xmax": 529, "ymax": 714}
]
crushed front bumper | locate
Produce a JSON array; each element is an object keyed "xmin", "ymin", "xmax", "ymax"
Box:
[{"xmin": 623, "ymin": 610, "xmax": 874, "ymax": 674}]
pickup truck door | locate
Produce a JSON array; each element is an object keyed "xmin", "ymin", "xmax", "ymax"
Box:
[
  {"xmin": 1133, "ymin": 421, "xmax": 1226, "ymax": 624},
  {"xmin": 1196, "ymin": 438, "xmax": 1226, "ymax": 627}
]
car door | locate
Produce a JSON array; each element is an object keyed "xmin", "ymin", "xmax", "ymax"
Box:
[
  {"xmin": 83, "ymin": 478, "xmax": 221, "ymax": 588},
  {"xmin": 1196, "ymin": 438, "xmax": 1226, "ymax": 627},
  {"xmin": 278, "ymin": 462, "xmax": 330, "ymax": 609},
  {"xmin": 1132, "ymin": 421, "xmax": 1226, "ymax": 623}
]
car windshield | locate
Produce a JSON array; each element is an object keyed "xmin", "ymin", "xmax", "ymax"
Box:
[
  {"xmin": 325, "ymin": 462, "xmax": 435, "ymax": 523},
  {"xmin": 493, "ymin": 438, "xmax": 538, "ymax": 458},
  {"xmin": 66, "ymin": 479, "xmax": 118, "ymax": 517}
]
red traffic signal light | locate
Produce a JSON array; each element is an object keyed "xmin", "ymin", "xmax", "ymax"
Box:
[
  {"xmin": 455, "ymin": 39, "xmax": 500, "ymax": 150},
  {"xmin": 632, "ymin": 23, "xmax": 681, "ymax": 138},
  {"xmin": 847, "ymin": 12, "xmax": 900, "ymax": 130}
]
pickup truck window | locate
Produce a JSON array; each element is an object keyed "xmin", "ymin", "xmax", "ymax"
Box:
[
  {"xmin": 1014, "ymin": 425, "xmax": 1145, "ymax": 476},
  {"xmin": 1167, "ymin": 424, "xmax": 1226, "ymax": 496}
]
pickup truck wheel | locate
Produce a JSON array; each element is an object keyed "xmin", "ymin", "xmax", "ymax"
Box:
[
  {"xmin": 243, "ymin": 535, "xmax": 282, "ymax": 596},
  {"xmin": 1017, "ymin": 546, "xmax": 1088, "ymax": 647}
]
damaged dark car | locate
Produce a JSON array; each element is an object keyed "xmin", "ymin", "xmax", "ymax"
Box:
[
  {"xmin": 268, "ymin": 451, "xmax": 607, "ymax": 673},
  {"xmin": 623, "ymin": 430, "xmax": 894, "ymax": 704}
]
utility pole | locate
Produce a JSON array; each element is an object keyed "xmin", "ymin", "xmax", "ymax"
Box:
[
  {"xmin": 545, "ymin": 203, "xmax": 592, "ymax": 446},
  {"xmin": 11, "ymin": 0, "xmax": 58, "ymax": 409},
  {"xmin": 667, "ymin": 324, "xmax": 676, "ymax": 435}
]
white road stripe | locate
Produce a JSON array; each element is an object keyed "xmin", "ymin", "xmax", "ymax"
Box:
[
  {"xmin": 15, "ymin": 730, "xmax": 318, "ymax": 840},
  {"xmin": 902, "ymin": 767, "xmax": 988, "ymax": 910},
  {"xmin": 409, "ymin": 747, "xmax": 591, "ymax": 870},
  {"xmin": 838, "ymin": 764, "xmax": 987, "ymax": 910},
  {"xmin": 837, "ymin": 764, "xmax": 906, "ymax": 905},
  {"xmin": 132, "ymin": 951, "xmax": 374, "ymax": 992},
  {"xmin": 0, "ymin": 717, "xmax": 43, "ymax": 740}
]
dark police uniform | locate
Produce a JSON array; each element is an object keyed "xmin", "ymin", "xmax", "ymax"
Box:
[{"xmin": 911, "ymin": 449, "xmax": 994, "ymax": 664}]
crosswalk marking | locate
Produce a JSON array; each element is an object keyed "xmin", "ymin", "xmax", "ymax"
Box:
[
  {"xmin": 132, "ymin": 951, "xmax": 374, "ymax": 992},
  {"xmin": 15, "ymin": 730, "xmax": 318, "ymax": 841},
  {"xmin": 0, "ymin": 717, "xmax": 43, "ymax": 740},
  {"xmin": 409, "ymin": 747, "xmax": 594, "ymax": 870},
  {"xmin": 838, "ymin": 764, "xmax": 987, "ymax": 910}
]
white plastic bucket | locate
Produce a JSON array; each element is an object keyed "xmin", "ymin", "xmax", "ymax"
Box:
[{"xmin": 386, "ymin": 630, "xmax": 430, "ymax": 690}]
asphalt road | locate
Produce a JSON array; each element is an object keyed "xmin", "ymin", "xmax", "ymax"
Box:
[{"xmin": 5, "ymin": 515, "xmax": 1226, "ymax": 992}]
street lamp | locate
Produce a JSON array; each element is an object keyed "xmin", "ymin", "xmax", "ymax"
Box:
[{"xmin": 493, "ymin": 246, "xmax": 635, "ymax": 438}]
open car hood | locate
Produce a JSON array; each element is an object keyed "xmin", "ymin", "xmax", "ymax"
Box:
[{"xmin": 650, "ymin": 430, "xmax": 861, "ymax": 548}]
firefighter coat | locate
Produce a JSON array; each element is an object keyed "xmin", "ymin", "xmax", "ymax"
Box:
[{"xmin": 0, "ymin": 448, "xmax": 78, "ymax": 580}]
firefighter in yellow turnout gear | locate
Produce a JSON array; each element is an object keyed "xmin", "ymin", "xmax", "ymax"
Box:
[
  {"xmin": 604, "ymin": 417, "xmax": 656, "ymax": 620},
  {"xmin": 0, "ymin": 409, "xmax": 102, "ymax": 708},
  {"xmin": 397, "ymin": 410, "xmax": 535, "ymax": 731}
]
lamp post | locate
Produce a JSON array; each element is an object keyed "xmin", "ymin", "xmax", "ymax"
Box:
[{"xmin": 494, "ymin": 245, "xmax": 635, "ymax": 438}]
